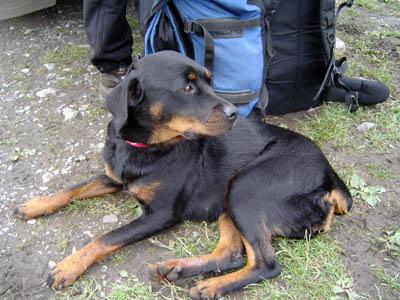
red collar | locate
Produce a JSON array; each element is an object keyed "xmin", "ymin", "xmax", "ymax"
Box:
[{"xmin": 125, "ymin": 140, "xmax": 147, "ymax": 148}]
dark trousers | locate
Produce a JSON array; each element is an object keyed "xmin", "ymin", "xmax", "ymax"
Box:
[{"xmin": 83, "ymin": 0, "xmax": 133, "ymax": 73}]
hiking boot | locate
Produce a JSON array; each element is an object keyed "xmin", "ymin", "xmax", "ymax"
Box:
[{"xmin": 98, "ymin": 64, "xmax": 130, "ymax": 102}]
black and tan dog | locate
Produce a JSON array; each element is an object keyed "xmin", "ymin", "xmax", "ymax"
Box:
[{"xmin": 14, "ymin": 51, "xmax": 352, "ymax": 299}]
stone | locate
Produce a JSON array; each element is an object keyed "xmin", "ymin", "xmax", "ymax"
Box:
[
  {"xmin": 357, "ymin": 122, "xmax": 376, "ymax": 132},
  {"xmin": 48, "ymin": 260, "xmax": 57, "ymax": 269},
  {"xmin": 103, "ymin": 214, "xmax": 118, "ymax": 224},
  {"xmin": 44, "ymin": 63, "xmax": 55, "ymax": 71},
  {"xmin": 62, "ymin": 107, "xmax": 79, "ymax": 121},
  {"xmin": 36, "ymin": 88, "xmax": 57, "ymax": 98},
  {"xmin": 336, "ymin": 37, "xmax": 346, "ymax": 51}
]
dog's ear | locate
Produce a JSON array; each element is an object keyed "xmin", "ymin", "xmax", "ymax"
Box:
[{"xmin": 106, "ymin": 74, "xmax": 144, "ymax": 132}]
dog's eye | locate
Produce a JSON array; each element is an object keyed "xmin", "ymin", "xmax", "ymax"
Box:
[{"xmin": 184, "ymin": 85, "xmax": 193, "ymax": 93}]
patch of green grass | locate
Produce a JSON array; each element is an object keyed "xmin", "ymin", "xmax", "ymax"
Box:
[
  {"xmin": 297, "ymin": 103, "xmax": 353, "ymax": 149},
  {"xmin": 355, "ymin": 0, "xmax": 380, "ymax": 10},
  {"xmin": 375, "ymin": 267, "xmax": 400, "ymax": 291},
  {"xmin": 338, "ymin": 28, "xmax": 394, "ymax": 85},
  {"xmin": 354, "ymin": 102, "xmax": 400, "ymax": 153},
  {"xmin": 53, "ymin": 275, "xmax": 103, "ymax": 300},
  {"xmin": 111, "ymin": 249, "xmax": 131, "ymax": 265},
  {"xmin": 297, "ymin": 101, "xmax": 400, "ymax": 153},
  {"xmin": 42, "ymin": 45, "xmax": 90, "ymax": 66},
  {"xmin": 61, "ymin": 195, "xmax": 141, "ymax": 218},
  {"xmin": 55, "ymin": 231, "xmax": 69, "ymax": 254},
  {"xmin": 110, "ymin": 276, "xmax": 191, "ymax": 300},
  {"xmin": 243, "ymin": 234, "xmax": 353, "ymax": 300},
  {"xmin": 109, "ymin": 279, "xmax": 153, "ymax": 300},
  {"xmin": 149, "ymin": 221, "xmax": 220, "ymax": 258},
  {"xmin": 366, "ymin": 163, "xmax": 393, "ymax": 179}
]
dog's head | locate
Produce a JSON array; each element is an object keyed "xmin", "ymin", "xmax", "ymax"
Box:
[{"xmin": 106, "ymin": 51, "xmax": 238, "ymax": 145}]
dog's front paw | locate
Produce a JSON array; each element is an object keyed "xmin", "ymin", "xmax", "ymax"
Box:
[
  {"xmin": 47, "ymin": 254, "xmax": 87, "ymax": 289},
  {"xmin": 13, "ymin": 196, "xmax": 55, "ymax": 220},
  {"xmin": 189, "ymin": 279, "xmax": 223, "ymax": 300},
  {"xmin": 148, "ymin": 262, "xmax": 183, "ymax": 282}
]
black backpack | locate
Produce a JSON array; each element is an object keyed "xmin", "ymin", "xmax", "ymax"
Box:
[{"xmin": 136, "ymin": 0, "xmax": 390, "ymax": 116}]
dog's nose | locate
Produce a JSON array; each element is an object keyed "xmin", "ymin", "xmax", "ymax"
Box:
[{"xmin": 222, "ymin": 105, "xmax": 238, "ymax": 120}]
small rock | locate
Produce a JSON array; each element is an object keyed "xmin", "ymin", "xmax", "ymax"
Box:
[
  {"xmin": 36, "ymin": 88, "xmax": 57, "ymax": 98},
  {"xmin": 20, "ymin": 68, "xmax": 30, "ymax": 74},
  {"xmin": 62, "ymin": 107, "xmax": 79, "ymax": 121},
  {"xmin": 97, "ymin": 143, "xmax": 105, "ymax": 150},
  {"xmin": 47, "ymin": 73, "xmax": 56, "ymax": 80},
  {"xmin": 44, "ymin": 63, "xmax": 55, "ymax": 71},
  {"xmin": 78, "ymin": 154, "xmax": 86, "ymax": 161},
  {"xmin": 103, "ymin": 214, "xmax": 118, "ymax": 224},
  {"xmin": 84, "ymin": 231, "xmax": 94, "ymax": 238},
  {"xmin": 119, "ymin": 270, "xmax": 128, "ymax": 278},
  {"xmin": 48, "ymin": 260, "xmax": 57, "ymax": 269},
  {"xmin": 27, "ymin": 219, "xmax": 36, "ymax": 225},
  {"xmin": 42, "ymin": 172, "xmax": 54, "ymax": 184},
  {"xmin": 24, "ymin": 29, "xmax": 32, "ymax": 35},
  {"xmin": 336, "ymin": 37, "xmax": 346, "ymax": 51},
  {"xmin": 357, "ymin": 122, "xmax": 376, "ymax": 132},
  {"xmin": 72, "ymin": 246, "xmax": 77, "ymax": 254},
  {"xmin": 101, "ymin": 265, "xmax": 108, "ymax": 273}
]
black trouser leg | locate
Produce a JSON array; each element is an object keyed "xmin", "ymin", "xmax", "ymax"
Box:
[{"xmin": 83, "ymin": 0, "xmax": 133, "ymax": 72}]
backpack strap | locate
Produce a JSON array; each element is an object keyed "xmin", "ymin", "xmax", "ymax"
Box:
[{"xmin": 315, "ymin": 0, "xmax": 358, "ymax": 111}]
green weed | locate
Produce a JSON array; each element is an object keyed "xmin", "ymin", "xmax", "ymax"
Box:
[
  {"xmin": 349, "ymin": 172, "xmax": 386, "ymax": 207},
  {"xmin": 376, "ymin": 228, "xmax": 400, "ymax": 258}
]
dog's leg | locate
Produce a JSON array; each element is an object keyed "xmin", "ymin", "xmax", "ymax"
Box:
[
  {"xmin": 149, "ymin": 212, "xmax": 243, "ymax": 282},
  {"xmin": 47, "ymin": 211, "xmax": 178, "ymax": 289},
  {"xmin": 189, "ymin": 234, "xmax": 280, "ymax": 299},
  {"xmin": 14, "ymin": 174, "xmax": 122, "ymax": 220}
]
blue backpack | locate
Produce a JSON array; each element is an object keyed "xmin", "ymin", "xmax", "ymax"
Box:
[{"xmin": 136, "ymin": 0, "xmax": 389, "ymax": 117}]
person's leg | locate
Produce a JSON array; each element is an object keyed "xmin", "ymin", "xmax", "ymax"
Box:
[{"xmin": 83, "ymin": 0, "xmax": 133, "ymax": 100}]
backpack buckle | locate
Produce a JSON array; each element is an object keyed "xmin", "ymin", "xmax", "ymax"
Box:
[{"xmin": 184, "ymin": 19, "xmax": 200, "ymax": 34}]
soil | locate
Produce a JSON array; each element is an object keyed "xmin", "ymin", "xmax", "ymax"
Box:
[{"xmin": 0, "ymin": 1, "xmax": 399, "ymax": 299}]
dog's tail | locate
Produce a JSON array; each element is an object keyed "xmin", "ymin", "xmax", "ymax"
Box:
[{"xmin": 327, "ymin": 170, "xmax": 353, "ymax": 215}]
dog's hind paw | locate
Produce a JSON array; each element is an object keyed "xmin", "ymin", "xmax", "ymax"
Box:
[
  {"xmin": 148, "ymin": 263, "xmax": 182, "ymax": 282},
  {"xmin": 46, "ymin": 254, "xmax": 86, "ymax": 289},
  {"xmin": 189, "ymin": 280, "xmax": 223, "ymax": 300}
]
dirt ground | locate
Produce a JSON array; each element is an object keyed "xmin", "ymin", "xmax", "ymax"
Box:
[{"xmin": 0, "ymin": 1, "xmax": 399, "ymax": 299}]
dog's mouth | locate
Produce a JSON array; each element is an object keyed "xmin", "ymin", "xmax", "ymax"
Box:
[{"xmin": 148, "ymin": 112, "xmax": 236, "ymax": 144}]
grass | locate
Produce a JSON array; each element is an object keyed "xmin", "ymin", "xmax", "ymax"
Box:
[
  {"xmin": 61, "ymin": 194, "xmax": 141, "ymax": 218},
  {"xmin": 55, "ymin": 231, "xmax": 69, "ymax": 254},
  {"xmin": 375, "ymin": 267, "xmax": 400, "ymax": 291},
  {"xmin": 366, "ymin": 163, "xmax": 393, "ymax": 179},
  {"xmin": 296, "ymin": 101, "xmax": 400, "ymax": 153},
  {"xmin": 41, "ymin": 45, "xmax": 90, "ymax": 66},
  {"xmin": 244, "ymin": 233, "xmax": 352, "ymax": 300},
  {"xmin": 149, "ymin": 221, "xmax": 220, "ymax": 258},
  {"xmin": 109, "ymin": 277, "xmax": 154, "ymax": 300}
]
